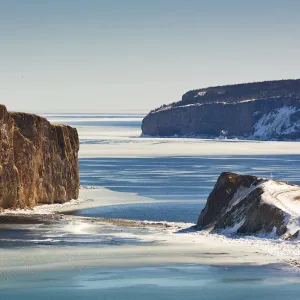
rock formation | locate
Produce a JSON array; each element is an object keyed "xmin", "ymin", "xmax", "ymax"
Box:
[
  {"xmin": 142, "ymin": 79, "xmax": 300, "ymax": 140},
  {"xmin": 0, "ymin": 104, "xmax": 79, "ymax": 209},
  {"xmin": 197, "ymin": 172, "xmax": 300, "ymax": 238}
]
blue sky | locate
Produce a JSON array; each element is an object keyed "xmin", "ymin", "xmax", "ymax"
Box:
[{"xmin": 1, "ymin": 0, "xmax": 300, "ymax": 112}]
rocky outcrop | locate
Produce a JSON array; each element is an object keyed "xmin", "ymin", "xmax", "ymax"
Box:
[
  {"xmin": 197, "ymin": 172, "xmax": 300, "ymax": 238},
  {"xmin": 0, "ymin": 104, "xmax": 79, "ymax": 209},
  {"xmin": 142, "ymin": 79, "xmax": 300, "ymax": 140}
]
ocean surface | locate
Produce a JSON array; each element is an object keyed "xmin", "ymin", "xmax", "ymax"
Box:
[
  {"xmin": 1, "ymin": 264, "xmax": 300, "ymax": 300},
  {"xmin": 1, "ymin": 113, "xmax": 300, "ymax": 299}
]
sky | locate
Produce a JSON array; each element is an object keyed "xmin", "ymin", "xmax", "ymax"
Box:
[{"xmin": 1, "ymin": 0, "xmax": 300, "ymax": 113}]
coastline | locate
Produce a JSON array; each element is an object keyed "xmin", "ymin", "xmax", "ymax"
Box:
[{"xmin": 0, "ymin": 188, "xmax": 299, "ymax": 273}]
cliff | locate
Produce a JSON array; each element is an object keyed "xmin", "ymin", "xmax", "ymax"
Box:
[
  {"xmin": 197, "ymin": 172, "xmax": 300, "ymax": 239},
  {"xmin": 142, "ymin": 79, "xmax": 300, "ymax": 140},
  {"xmin": 0, "ymin": 104, "xmax": 79, "ymax": 209}
]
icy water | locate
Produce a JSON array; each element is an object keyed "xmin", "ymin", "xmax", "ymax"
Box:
[
  {"xmin": 1, "ymin": 264, "xmax": 300, "ymax": 300},
  {"xmin": 78, "ymin": 155, "xmax": 300, "ymax": 201},
  {"xmin": 73, "ymin": 201, "xmax": 204, "ymax": 223},
  {"xmin": 1, "ymin": 113, "xmax": 300, "ymax": 299}
]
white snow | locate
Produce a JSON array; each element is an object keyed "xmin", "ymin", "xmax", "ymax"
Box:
[
  {"xmin": 153, "ymin": 105, "xmax": 172, "ymax": 112},
  {"xmin": 222, "ymin": 179, "xmax": 300, "ymax": 238},
  {"xmin": 1, "ymin": 198, "xmax": 87, "ymax": 215},
  {"xmin": 239, "ymin": 98, "xmax": 257, "ymax": 103},
  {"xmin": 229, "ymin": 184, "xmax": 261, "ymax": 208},
  {"xmin": 197, "ymin": 91, "xmax": 207, "ymax": 96},
  {"xmin": 260, "ymin": 180, "xmax": 300, "ymax": 237},
  {"xmin": 1, "ymin": 187, "xmax": 163, "ymax": 216},
  {"xmin": 221, "ymin": 219, "xmax": 246, "ymax": 234},
  {"xmin": 253, "ymin": 106, "xmax": 300, "ymax": 139},
  {"xmin": 261, "ymin": 181, "xmax": 300, "ymax": 215}
]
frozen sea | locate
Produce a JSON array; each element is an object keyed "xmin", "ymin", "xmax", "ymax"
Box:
[
  {"xmin": 1, "ymin": 113, "xmax": 300, "ymax": 299},
  {"xmin": 2, "ymin": 264, "xmax": 300, "ymax": 300}
]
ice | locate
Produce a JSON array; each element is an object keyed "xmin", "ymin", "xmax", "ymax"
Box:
[
  {"xmin": 79, "ymin": 138, "xmax": 300, "ymax": 158},
  {"xmin": 2, "ymin": 112, "xmax": 300, "ymax": 274},
  {"xmin": 48, "ymin": 117, "xmax": 143, "ymax": 123}
]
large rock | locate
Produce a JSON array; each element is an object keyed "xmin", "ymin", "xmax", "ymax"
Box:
[
  {"xmin": 0, "ymin": 104, "xmax": 79, "ymax": 209},
  {"xmin": 142, "ymin": 79, "xmax": 300, "ymax": 140},
  {"xmin": 197, "ymin": 172, "xmax": 300, "ymax": 238}
]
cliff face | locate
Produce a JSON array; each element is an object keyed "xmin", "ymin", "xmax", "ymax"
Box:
[
  {"xmin": 0, "ymin": 104, "xmax": 79, "ymax": 209},
  {"xmin": 197, "ymin": 172, "xmax": 300, "ymax": 239},
  {"xmin": 142, "ymin": 79, "xmax": 300, "ymax": 140}
]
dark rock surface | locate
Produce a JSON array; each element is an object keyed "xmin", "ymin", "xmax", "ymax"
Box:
[
  {"xmin": 142, "ymin": 79, "xmax": 300, "ymax": 140},
  {"xmin": 197, "ymin": 172, "xmax": 263, "ymax": 227},
  {"xmin": 0, "ymin": 104, "xmax": 79, "ymax": 209},
  {"xmin": 197, "ymin": 172, "xmax": 299, "ymax": 238}
]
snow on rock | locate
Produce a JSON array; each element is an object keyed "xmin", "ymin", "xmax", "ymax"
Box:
[
  {"xmin": 142, "ymin": 82, "xmax": 300, "ymax": 139},
  {"xmin": 261, "ymin": 181, "xmax": 300, "ymax": 238},
  {"xmin": 197, "ymin": 172, "xmax": 300, "ymax": 239},
  {"xmin": 197, "ymin": 91, "xmax": 207, "ymax": 96},
  {"xmin": 253, "ymin": 106, "xmax": 300, "ymax": 139}
]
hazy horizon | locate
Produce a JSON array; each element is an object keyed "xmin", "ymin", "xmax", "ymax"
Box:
[{"xmin": 1, "ymin": 0, "xmax": 300, "ymax": 113}]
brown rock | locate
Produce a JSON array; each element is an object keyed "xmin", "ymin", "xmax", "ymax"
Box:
[
  {"xmin": 197, "ymin": 172, "xmax": 263, "ymax": 227},
  {"xmin": 0, "ymin": 104, "xmax": 79, "ymax": 209},
  {"xmin": 197, "ymin": 172, "xmax": 291, "ymax": 237}
]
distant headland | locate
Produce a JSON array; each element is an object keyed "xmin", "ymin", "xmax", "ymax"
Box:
[{"xmin": 142, "ymin": 79, "xmax": 300, "ymax": 140}]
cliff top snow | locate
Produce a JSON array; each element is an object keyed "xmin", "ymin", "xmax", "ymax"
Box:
[
  {"xmin": 197, "ymin": 172, "xmax": 300, "ymax": 239},
  {"xmin": 152, "ymin": 79, "xmax": 300, "ymax": 113}
]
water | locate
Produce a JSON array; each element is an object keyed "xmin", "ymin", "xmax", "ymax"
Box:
[
  {"xmin": 79, "ymin": 155, "xmax": 300, "ymax": 200},
  {"xmin": 1, "ymin": 113, "xmax": 300, "ymax": 299},
  {"xmin": 73, "ymin": 202, "xmax": 204, "ymax": 223},
  {"xmin": 0, "ymin": 221, "xmax": 154, "ymax": 248},
  {"xmin": 1, "ymin": 264, "xmax": 300, "ymax": 300}
]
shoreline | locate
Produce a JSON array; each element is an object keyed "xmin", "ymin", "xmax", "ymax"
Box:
[{"xmin": 0, "ymin": 187, "xmax": 299, "ymax": 273}]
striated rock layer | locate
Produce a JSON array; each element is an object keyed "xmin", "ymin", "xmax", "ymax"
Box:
[
  {"xmin": 0, "ymin": 104, "xmax": 79, "ymax": 209},
  {"xmin": 142, "ymin": 79, "xmax": 300, "ymax": 140},
  {"xmin": 197, "ymin": 172, "xmax": 300, "ymax": 239}
]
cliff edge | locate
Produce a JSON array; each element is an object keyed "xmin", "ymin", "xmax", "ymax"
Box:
[
  {"xmin": 0, "ymin": 104, "xmax": 79, "ymax": 209},
  {"xmin": 142, "ymin": 79, "xmax": 300, "ymax": 140},
  {"xmin": 197, "ymin": 172, "xmax": 300, "ymax": 239}
]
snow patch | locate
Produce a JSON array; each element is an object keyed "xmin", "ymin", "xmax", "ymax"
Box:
[
  {"xmin": 1, "ymin": 198, "xmax": 88, "ymax": 215},
  {"xmin": 239, "ymin": 98, "xmax": 257, "ymax": 103},
  {"xmin": 221, "ymin": 219, "xmax": 245, "ymax": 234},
  {"xmin": 253, "ymin": 106, "xmax": 300, "ymax": 139},
  {"xmin": 260, "ymin": 180, "xmax": 300, "ymax": 237},
  {"xmin": 229, "ymin": 184, "xmax": 261, "ymax": 208},
  {"xmin": 261, "ymin": 181, "xmax": 300, "ymax": 216},
  {"xmin": 210, "ymin": 179, "xmax": 300, "ymax": 239}
]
